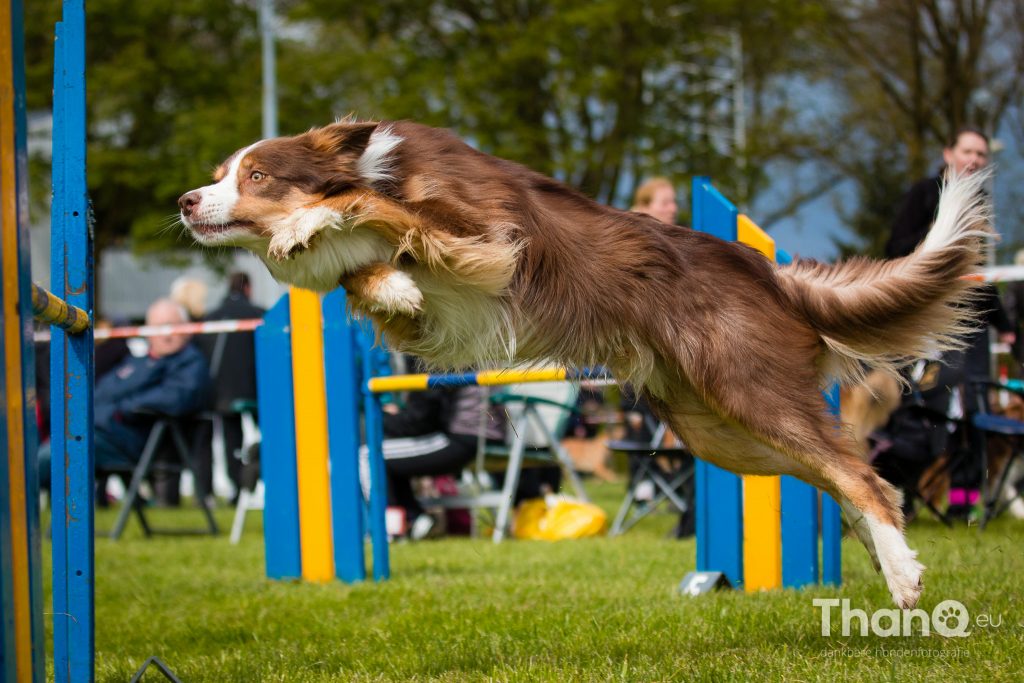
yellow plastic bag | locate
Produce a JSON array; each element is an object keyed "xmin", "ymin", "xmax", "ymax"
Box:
[{"xmin": 512, "ymin": 496, "xmax": 607, "ymax": 540}]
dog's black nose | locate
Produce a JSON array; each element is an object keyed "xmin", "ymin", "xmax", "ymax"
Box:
[{"xmin": 178, "ymin": 191, "xmax": 201, "ymax": 216}]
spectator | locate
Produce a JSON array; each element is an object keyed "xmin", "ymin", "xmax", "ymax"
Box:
[
  {"xmin": 194, "ymin": 272, "xmax": 265, "ymax": 503},
  {"xmin": 883, "ymin": 125, "xmax": 1013, "ymax": 521},
  {"xmin": 885, "ymin": 126, "xmax": 990, "ymax": 259},
  {"xmin": 374, "ymin": 366, "xmax": 505, "ymax": 540},
  {"xmin": 631, "ymin": 177, "xmax": 680, "ymax": 226},
  {"xmin": 170, "ymin": 276, "xmax": 208, "ymax": 321},
  {"xmin": 39, "ymin": 299, "xmax": 210, "ymax": 496}
]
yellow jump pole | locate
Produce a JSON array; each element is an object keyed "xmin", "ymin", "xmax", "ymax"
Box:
[
  {"xmin": 289, "ymin": 287, "xmax": 334, "ymax": 582},
  {"xmin": 737, "ymin": 214, "xmax": 783, "ymax": 593}
]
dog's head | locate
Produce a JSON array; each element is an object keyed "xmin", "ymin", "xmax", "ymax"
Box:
[{"xmin": 178, "ymin": 121, "xmax": 400, "ymax": 250}]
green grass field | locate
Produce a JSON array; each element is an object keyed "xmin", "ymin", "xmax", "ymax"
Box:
[{"xmin": 45, "ymin": 482, "xmax": 1023, "ymax": 682}]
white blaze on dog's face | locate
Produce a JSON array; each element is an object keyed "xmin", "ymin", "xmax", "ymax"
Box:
[{"xmin": 178, "ymin": 122, "xmax": 401, "ymax": 257}]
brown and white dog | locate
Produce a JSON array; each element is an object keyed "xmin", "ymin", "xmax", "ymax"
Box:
[{"xmin": 179, "ymin": 120, "xmax": 991, "ymax": 608}]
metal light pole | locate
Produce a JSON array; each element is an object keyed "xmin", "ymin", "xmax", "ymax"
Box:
[{"xmin": 260, "ymin": 0, "xmax": 278, "ymax": 139}]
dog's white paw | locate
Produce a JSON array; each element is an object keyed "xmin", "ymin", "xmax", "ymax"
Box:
[
  {"xmin": 267, "ymin": 206, "xmax": 342, "ymax": 261},
  {"xmin": 366, "ymin": 270, "xmax": 423, "ymax": 316},
  {"xmin": 886, "ymin": 555, "xmax": 925, "ymax": 610},
  {"xmin": 867, "ymin": 515, "xmax": 925, "ymax": 609}
]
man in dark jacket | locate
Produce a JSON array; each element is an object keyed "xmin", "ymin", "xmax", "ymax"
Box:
[
  {"xmin": 96, "ymin": 299, "xmax": 210, "ymax": 467},
  {"xmin": 884, "ymin": 126, "xmax": 1014, "ymax": 520},
  {"xmin": 885, "ymin": 126, "xmax": 990, "ymax": 260},
  {"xmin": 194, "ymin": 272, "xmax": 265, "ymax": 500},
  {"xmin": 39, "ymin": 298, "xmax": 210, "ymax": 489}
]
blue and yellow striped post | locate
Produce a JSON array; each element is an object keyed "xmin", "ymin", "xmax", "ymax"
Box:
[
  {"xmin": 365, "ymin": 366, "xmax": 603, "ymax": 393},
  {"xmin": 1, "ymin": 0, "xmax": 45, "ymax": 678},
  {"xmin": 691, "ymin": 176, "xmax": 842, "ymax": 591},
  {"xmin": 735, "ymin": 214, "xmax": 783, "ymax": 593},
  {"xmin": 257, "ymin": 291, "xmax": 391, "ymax": 583}
]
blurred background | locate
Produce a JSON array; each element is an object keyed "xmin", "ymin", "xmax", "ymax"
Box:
[{"xmin": 21, "ymin": 0, "xmax": 1024, "ymax": 317}]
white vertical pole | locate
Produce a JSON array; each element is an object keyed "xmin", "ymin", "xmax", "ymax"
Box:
[
  {"xmin": 260, "ymin": 0, "xmax": 278, "ymax": 139},
  {"xmin": 731, "ymin": 29, "xmax": 747, "ymax": 205}
]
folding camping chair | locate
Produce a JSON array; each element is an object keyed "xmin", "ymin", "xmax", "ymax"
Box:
[
  {"xmin": 964, "ymin": 378, "xmax": 1024, "ymax": 529},
  {"xmin": 109, "ymin": 413, "xmax": 219, "ymax": 540},
  {"xmin": 423, "ymin": 380, "xmax": 589, "ymax": 542},
  {"xmin": 607, "ymin": 419, "xmax": 694, "ymax": 536}
]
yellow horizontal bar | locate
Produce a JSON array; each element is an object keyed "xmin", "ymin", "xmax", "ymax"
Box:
[
  {"xmin": 31, "ymin": 282, "xmax": 90, "ymax": 334},
  {"xmin": 475, "ymin": 368, "xmax": 567, "ymax": 386},
  {"xmin": 367, "ymin": 374, "xmax": 430, "ymax": 393}
]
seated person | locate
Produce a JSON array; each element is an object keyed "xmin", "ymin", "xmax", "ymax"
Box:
[
  {"xmin": 39, "ymin": 298, "xmax": 210, "ymax": 491},
  {"xmin": 381, "ymin": 378, "xmax": 505, "ymax": 540}
]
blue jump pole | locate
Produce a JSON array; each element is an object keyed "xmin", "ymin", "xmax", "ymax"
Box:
[
  {"xmin": 323, "ymin": 290, "xmax": 366, "ymax": 583},
  {"xmin": 822, "ymin": 386, "xmax": 843, "ymax": 585},
  {"xmin": 359, "ymin": 322, "xmax": 390, "ymax": 581},
  {"xmin": 255, "ymin": 296, "xmax": 302, "ymax": 580},
  {"xmin": 49, "ymin": 2, "xmax": 96, "ymax": 681},
  {"xmin": 691, "ymin": 176, "xmax": 744, "ymax": 587}
]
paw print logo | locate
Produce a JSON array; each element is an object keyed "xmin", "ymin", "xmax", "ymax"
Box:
[
  {"xmin": 936, "ymin": 606, "xmax": 961, "ymax": 626},
  {"xmin": 932, "ymin": 599, "xmax": 971, "ymax": 637}
]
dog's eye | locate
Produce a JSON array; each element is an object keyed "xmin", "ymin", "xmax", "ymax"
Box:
[{"xmin": 250, "ymin": 170, "xmax": 266, "ymax": 182}]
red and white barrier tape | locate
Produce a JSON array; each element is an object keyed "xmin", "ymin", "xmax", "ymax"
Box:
[
  {"xmin": 33, "ymin": 318, "xmax": 263, "ymax": 342},
  {"xmin": 972, "ymin": 265, "xmax": 1024, "ymax": 284}
]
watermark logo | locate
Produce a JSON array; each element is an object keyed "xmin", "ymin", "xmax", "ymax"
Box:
[{"xmin": 812, "ymin": 599, "xmax": 997, "ymax": 638}]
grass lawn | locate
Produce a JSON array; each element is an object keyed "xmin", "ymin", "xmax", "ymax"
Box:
[{"xmin": 45, "ymin": 481, "xmax": 1023, "ymax": 682}]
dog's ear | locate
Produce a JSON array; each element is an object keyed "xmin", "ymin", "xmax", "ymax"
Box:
[
  {"xmin": 305, "ymin": 121, "xmax": 381, "ymax": 196},
  {"xmin": 310, "ymin": 121, "xmax": 379, "ymax": 157}
]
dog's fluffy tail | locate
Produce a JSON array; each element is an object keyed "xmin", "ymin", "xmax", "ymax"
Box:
[{"xmin": 778, "ymin": 170, "xmax": 993, "ymax": 386}]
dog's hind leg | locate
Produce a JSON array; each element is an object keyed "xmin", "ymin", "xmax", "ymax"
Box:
[
  {"xmin": 837, "ymin": 498, "xmax": 881, "ymax": 573},
  {"xmin": 761, "ymin": 425, "xmax": 923, "ymax": 608},
  {"xmin": 661, "ymin": 374, "xmax": 923, "ymax": 608},
  {"xmin": 818, "ymin": 456, "xmax": 923, "ymax": 609}
]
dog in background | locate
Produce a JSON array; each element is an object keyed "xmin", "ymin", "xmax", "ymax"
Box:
[
  {"xmin": 179, "ymin": 120, "xmax": 992, "ymax": 609},
  {"xmin": 841, "ymin": 369, "xmax": 903, "ymax": 462}
]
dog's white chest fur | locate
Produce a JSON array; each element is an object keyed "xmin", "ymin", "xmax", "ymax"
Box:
[
  {"xmin": 260, "ymin": 212, "xmax": 516, "ymax": 367},
  {"xmin": 261, "ymin": 213, "xmax": 394, "ymax": 292}
]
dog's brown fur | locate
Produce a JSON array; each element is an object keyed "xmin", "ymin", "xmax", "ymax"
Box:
[{"xmin": 180, "ymin": 120, "xmax": 993, "ymax": 608}]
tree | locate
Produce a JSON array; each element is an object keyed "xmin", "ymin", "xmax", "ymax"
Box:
[
  {"xmin": 24, "ymin": 0, "xmax": 830, "ymax": 253},
  {"xmin": 802, "ymin": 0, "xmax": 1024, "ymax": 257},
  {"xmin": 25, "ymin": 0, "xmax": 263, "ymax": 255}
]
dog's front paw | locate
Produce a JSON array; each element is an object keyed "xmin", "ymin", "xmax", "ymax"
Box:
[
  {"xmin": 266, "ymin": 206, "xmax": 342, "ymax": 261},
  {"xmin": 267, "ymin": 229, "xmax": 313, "ymax": 261}
]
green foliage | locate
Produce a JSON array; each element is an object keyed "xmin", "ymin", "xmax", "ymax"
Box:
[
  {"xmin": 31, "ymin": 0, "xmax": 1019, "ymax": 260},
  {"xmin": 27, "ymin": 0, "xmax": 824, "ymax": 254},
  {"xmin": 25, "ymin": 0, "xmax": 263, "ymax": 253},
  {"xmin": 285, "ymin": 0, "xmax": 760, "ymax": 204},
  {"xmin": 802, "ymin": 0, "xmax": 1024, "ymax": 258}
]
